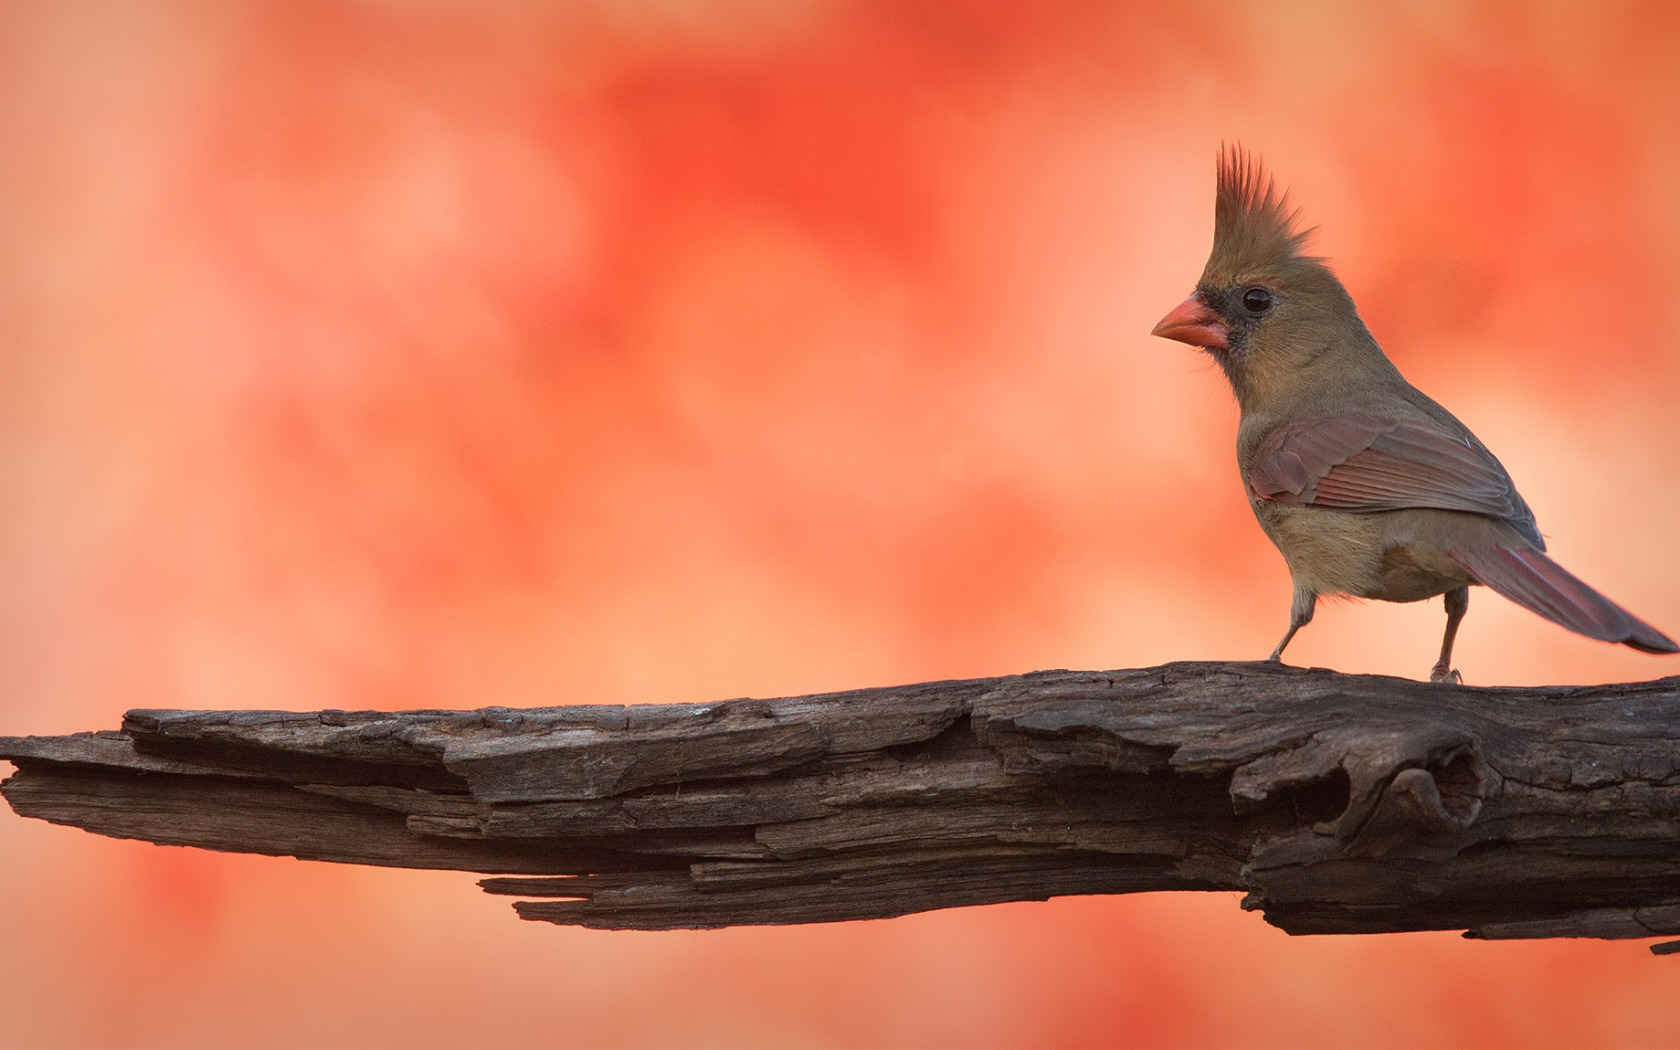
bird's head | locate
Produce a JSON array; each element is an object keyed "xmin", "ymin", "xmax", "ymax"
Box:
[{"xmin": 1153, "ymin": 146, "xmax": 1363, "ymax": 406}]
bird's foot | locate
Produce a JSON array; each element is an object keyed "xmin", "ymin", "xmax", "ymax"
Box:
[{"xmin": 1429, "ymin": 663, "xmax": 1463, "ymax": 685}]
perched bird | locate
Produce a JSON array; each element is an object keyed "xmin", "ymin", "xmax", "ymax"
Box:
[{"xmin": 1151, "ymin": 146, "xmax": 1677, "ymax": 682}]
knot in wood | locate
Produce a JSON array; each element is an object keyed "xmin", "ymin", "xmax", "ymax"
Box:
[{"xmin": 1231, "ymin": 722, "xmax": 1486, "ymax": 854}]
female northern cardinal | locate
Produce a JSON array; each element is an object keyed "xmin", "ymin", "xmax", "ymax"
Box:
[{"xmin": 1151, "ymin": 146, "xmax": 1677, "ymax": 682}]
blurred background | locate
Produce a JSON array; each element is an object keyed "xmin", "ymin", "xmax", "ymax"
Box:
[{"xmin": 2, "ymin": 2, "xmax": 1679, "ymax": 1046}]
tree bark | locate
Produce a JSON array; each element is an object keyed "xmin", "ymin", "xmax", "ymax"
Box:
[{"xmin": 3, "ymin": 661, "xmax": 1678, "ymax": 948}]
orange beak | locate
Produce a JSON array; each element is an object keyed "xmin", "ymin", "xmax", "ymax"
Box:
[{"xmin": 1151, "ymin": 296, "xmax": 1228, "ymax": 350}]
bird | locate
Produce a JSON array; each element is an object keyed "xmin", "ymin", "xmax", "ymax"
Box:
[{"xmin": 1150, "ymin": 146, "xmax": 1677, "ymax": 683}]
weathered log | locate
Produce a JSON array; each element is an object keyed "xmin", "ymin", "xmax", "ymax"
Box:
[{"xmin": 3, "ymin": 661, "xmax": 1678, "ymax": 950}]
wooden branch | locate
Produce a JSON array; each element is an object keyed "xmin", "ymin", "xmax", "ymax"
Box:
[{"xmin": 4, "ymin": 661, "xmax": 1679, "ymax": 949}]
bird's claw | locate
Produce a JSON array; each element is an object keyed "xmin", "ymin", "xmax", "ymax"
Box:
[{"xmin": 1429, "ymin": 665, "xmax": 1463, "ymax": 685}]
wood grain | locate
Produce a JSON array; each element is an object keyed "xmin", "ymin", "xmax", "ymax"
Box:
[{"xmin": 4, "ymin": 662, "xmax": 1678, "ymax": 948}]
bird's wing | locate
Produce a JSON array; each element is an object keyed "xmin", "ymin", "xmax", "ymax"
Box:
[{"xmin": 1247, "ymin": 412, "xmax": 1542, "ymax": 544}]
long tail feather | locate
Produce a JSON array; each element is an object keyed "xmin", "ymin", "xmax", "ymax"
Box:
[{"xmin": 1449, "ymin": 546, "xmax": 1678, "ymax": 655}]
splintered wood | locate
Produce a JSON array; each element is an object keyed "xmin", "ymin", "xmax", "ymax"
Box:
[{"xmin": 2, "ymin": 662, "xmax": 1678, "ymax": 944}]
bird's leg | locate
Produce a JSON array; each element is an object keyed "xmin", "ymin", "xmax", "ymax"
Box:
[
  {"xmin": 1429, "ymin": 586, "xmax": 1469, "ymax": 685},
  {"xmin": 1267, "ymin": 585, "xmax": 1317, "ymax": 663}
]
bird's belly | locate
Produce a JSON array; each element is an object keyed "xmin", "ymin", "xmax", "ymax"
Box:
[
  {"xmin": 1255, "ymin": 503, "xmax": 1386, "ymax": 597},
  {"xmin": 1254, "ymin": 503, "xmax": 1476, "ymax": 603},
  {"xmin": 1373, "ymin": 542, "xmax": 1471, "ymax": 602}
]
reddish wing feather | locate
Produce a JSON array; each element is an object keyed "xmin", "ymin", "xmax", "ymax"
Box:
[
  {"xmin": 1248, "ymin": 414, "xmax": 1541, "ymax": 545},
  {"xmin": 1247, "ymin": 415, "xmax": 1386, "ymax": 501}
]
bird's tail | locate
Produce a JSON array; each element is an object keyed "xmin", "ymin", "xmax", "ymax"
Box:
[{"xmin": 1449, "ymin": 546, "xmax": 1678, "ymax": 654}]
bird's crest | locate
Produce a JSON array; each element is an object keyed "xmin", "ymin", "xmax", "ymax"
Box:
[{"xmin": 1209, "ymin": 145, "xmax": 1315, "ymax": 277}]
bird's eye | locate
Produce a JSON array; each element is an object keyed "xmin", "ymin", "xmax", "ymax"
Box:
[{"xmin": 1242, "ymin": 287, "xmax": 1273, "ymax": 314}]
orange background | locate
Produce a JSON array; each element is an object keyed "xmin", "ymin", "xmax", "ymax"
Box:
[{"xmin": 2, "ymin": 3, "xmax": 1679, "ymax": 1047}]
